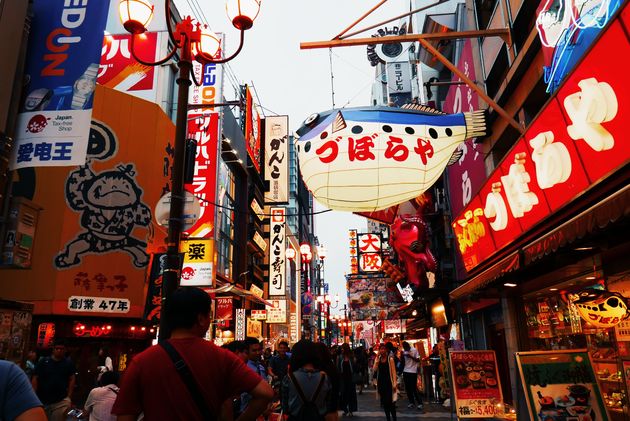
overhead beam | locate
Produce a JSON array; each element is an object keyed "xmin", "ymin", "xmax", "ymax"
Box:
[
  {"xmin": 300, "ymin": 29, "xmax": 512, "ymax": 50},
  {"xmin": 334, "ymin": 0, "xmax": 389, "ymax": 40}
]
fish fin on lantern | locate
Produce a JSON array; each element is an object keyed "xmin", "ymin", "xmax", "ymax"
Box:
[
  {"xmin": 447, "ymin": 149, "xmax": 463, "ymax": 166},
  {"xmin": 332, "ymin": 111, "xmax": 347, "ymax": 133},
  {"xmin": 402, "ymin": 103, "xmax": 446, "ymax": 115},
  {"xmin": 464, "ymin": 110, "xmax": 487, "ymax": 138}
]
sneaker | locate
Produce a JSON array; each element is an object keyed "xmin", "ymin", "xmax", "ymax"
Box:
[
  {"xmin": 407, "ymin": 404, "xmax": 414, "ymax": 409},
  {"xmin": 417, "ymin": 405, "xmax": 424, "ymax": 410}
]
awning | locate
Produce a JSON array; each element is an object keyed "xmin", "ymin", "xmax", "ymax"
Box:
[
  {"xmin": 523, "ymin": 185, "xmax": 630, "ymax": 265},
  {"xmin": 449, "ymin": 251, "xmax": 520, "ymax": 300},
  {"xmin": 207, "ymin": 281, "xmax": 273, "ymax": 307}
]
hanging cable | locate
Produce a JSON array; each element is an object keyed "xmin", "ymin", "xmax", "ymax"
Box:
[
  {"xmin": 329, "ymin": 48, "xmax": 336, "ymax": 109},
  {"xmin": 192, "ymin": 193, "xmax": 333, "ymax": 217}
]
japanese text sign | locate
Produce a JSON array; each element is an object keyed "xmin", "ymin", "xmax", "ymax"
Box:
[
  {"xmin": 11, "ymin": 0, "xmax": 111, "ymax": 170},
  {"xmin": 245, "ymin": 86, "xmax": 261, "ymax": 172},
  {"xmin": 453, "ymin": 18, "xmax": 630, "ymax": 272},
  {"xmin": 184, "ymin": 113, "xmax": 219, "ymax": 238},
  {"xmin": 266, "ymin": 299, "xmax": 287, "ymax": 324},
  {"xmin": 251, "ymin": 310, "xmax": 267, "ymax": 320},
  {"xmin": 180, "ymin": 239, "xmax": 214, "ymax": 287},
  {"xmin": 443, "ymin": 39, "xmax": 486, "ymax": 218},
  {"xmin": 358, "ymin": 233, "xmax": 382, "ymax": 272},
  {"xmin": 449, "ymin": 350, "xmax": 504, "ymax": 418},
  {"xmin": 269, "ymin": 208, "xmax": 286, "ymax": 296},
  {"xmin": 247, "ymin": 319, "xmax": 262, "ymax": 338},
  {"xmin": 235, "ymin": 308, "xmax": 246, "ymax": 340},
  {"xmin": 216, "ymin": 297, "xmax": 233, "ymax": 328},
  {"xmin": 68, "ymin": 296, "xmax": 130, "ymax": 313},
  {"xmin": 99, "ymin": 33, "xmax": 157, "ymax": 96},
  {"xmin": 264, "ymin": 116, "xmax": 289, "ymax": 203},
  {"xmin": 349, "ymin": 230, "xmax": 358, "ymax": 274},
  {"xmin": 516, "ymin": 350, "xmax": 609, "ymax": 421}
]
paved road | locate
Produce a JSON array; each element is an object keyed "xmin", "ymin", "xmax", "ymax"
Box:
[{"xmin": 342, "ymin": 388, "xmax": 455, "ymax": 420}]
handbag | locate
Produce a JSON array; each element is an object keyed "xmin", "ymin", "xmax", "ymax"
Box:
[{"xmin": 160, "ymin": 341, "xmax": 216, "ymax": 421}]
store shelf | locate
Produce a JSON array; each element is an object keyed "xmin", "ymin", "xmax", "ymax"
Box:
[
  {"xmin": 599, "ymin": 378, "xmax": 623, "ymax": 384},
  {"xmin": 593, "ymin": 358, "xmax": 618, "ymax": 363}
]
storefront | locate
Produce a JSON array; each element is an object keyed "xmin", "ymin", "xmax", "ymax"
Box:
[{"xmin": 450, "ymin": 4, "xmax": 630, "ymax": 420}]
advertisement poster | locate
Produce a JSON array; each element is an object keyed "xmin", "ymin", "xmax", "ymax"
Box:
[
  {"xmin": 449, "ymin": 350, "xmax": 503, "ymax": 418},
  {"xmin": 247, "ymin": 319, "xmax": 262, "ymax": 338},
  {"xmin": 266, "ymin": 299, "xmax": 287, "ymax": 324},
  {"xmin": 179, "ymin": 239, "xmax": 214, "ymax": 287},
  {"xmin": 11, "ymin": 0, "xmax": 111, "ymax": 169},
  {"xmin": 215, "ymin": 297, "xmax": 233, "ymax": 328},
  {"xmin": 98, "ymin": 33, "xmax": 158, "ymax": 95},
  {"xmin": 245, "ymin": 86, "xmax": 261, "ymax": 172},
  {"xmin": 347, "ymin": 273, "xmax": 404, "ymax": 320},
  {"xmin": 516, "ymin": 350, "xmax": 609, "ymax": 421}
]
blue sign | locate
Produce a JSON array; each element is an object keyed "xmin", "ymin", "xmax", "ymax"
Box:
[{"xmin": 11, "ymin": 0, "xmax": 111, "ymax": 170}]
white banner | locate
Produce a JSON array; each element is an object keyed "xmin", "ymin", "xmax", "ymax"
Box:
[
  {"xmin": 268, "ymin": 208, "xmax": 286, "ymax": 296},
  {"xmin": 11, "ymin": 110, "xmax": 92, "ymax": 169},
  {"xmin": 266, "ymin": 299, "xmax": 287, "ymax": 324},
  {"xmin": 264, "ymin": 116, "xmax": 289, "ymax": 203},
  {"xmin": 386, "ymin": 62, "xmax": 412, "ymax": 94},
  {"xmin": 68, "ymin": 296, "xmax": 130, "ymax": 313}
]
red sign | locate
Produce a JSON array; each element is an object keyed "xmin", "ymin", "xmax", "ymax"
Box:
[
  {"xmin": 245, "ymin": 86, "xmax": 261, "ymax": 172},
  {"xmin": 450, "ymin": 350, "xmax": 504, "ymax": 418},
  {"xmin": 454, "ymin": 16, "xmax": 630, "ymax": 272},
  {"xmin": 184, "ymin": 113, "xmax": 219, "ymax": 238},
  {"xmin": 98, "ymin": 33, "xmax": 157, "ymax": 92},
  {"xmin": 443, "ymin": 40, "xmax": 487, "ymax": 218},
  {"xmin": 36, "ymin": 323, "xmax": 55, "ymax": 349},
  {"xmin": 216, "ymin": 297, "xmax": 233, "ymax": 328}
]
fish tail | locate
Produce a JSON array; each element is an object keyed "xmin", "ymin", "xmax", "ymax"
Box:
[{"xmin": 464, "ymin": 110, "xmax": 487, "ymax": 138}]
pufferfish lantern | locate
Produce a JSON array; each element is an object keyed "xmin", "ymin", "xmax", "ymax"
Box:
[
  {"xmin": 296, "ymin": 105, "xmax": 486, "ymax": 212},
  {"xmin": 569, "ymin": 289, "xmax": 630, "ymax": 329}
]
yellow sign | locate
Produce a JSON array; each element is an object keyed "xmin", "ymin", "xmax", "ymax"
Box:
[
  {"xmin": 180, "ymin": 239, "xmax": 214, "ymax": 287},
  {"xmin": 249, "ymin": 284, "xmax": 264, "ymax": 299},
  {"xmin": 247, "ymin": 318, "xmax": 262, "ymax": 338}
]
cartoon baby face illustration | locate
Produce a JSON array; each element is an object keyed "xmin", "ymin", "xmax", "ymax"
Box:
[{"xmin": 84, "ymin": 168, "xmax": 142, "ymax": 210}]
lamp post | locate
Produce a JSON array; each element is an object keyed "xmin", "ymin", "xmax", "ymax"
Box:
[
  {"xmin": 316, "ymin": 292, "xmax": 338, "ymax": 344},
  {"xmin": 119, "ymin": 0, "xmax": 260, "ymax": 341},
  {"xmin": 299, "ymin": 243, "xmax": 312, "ymax": 338}
]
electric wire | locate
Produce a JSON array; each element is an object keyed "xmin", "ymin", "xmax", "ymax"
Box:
[{"xmin": 189, "ymin": 193, "xmax": 333, "ymax": 217}]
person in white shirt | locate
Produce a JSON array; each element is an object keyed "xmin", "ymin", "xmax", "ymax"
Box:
[
  {"xmin": 402, "ymin": 342, "xmax": 423, "ymax": 410},
  {"xmin": 84, "ymin": 371, "xmax": 118, "ymax": 421}
]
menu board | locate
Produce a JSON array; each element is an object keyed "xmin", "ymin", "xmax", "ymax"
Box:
[
  {"xmin": 449, "ymin": 350, "xmax": 504, "ymax": 418},
  {"xmin": 516, "ymin": 350, "xmax": 609, "ymax": 421}
]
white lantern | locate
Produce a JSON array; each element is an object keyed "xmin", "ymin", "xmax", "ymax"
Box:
[
  {"xmin": 119, "ymin": 0, "xmax": 154, "ymax": 34},
  {"xmin": 226, "ymin": 0, "xmax": 261, "ymax": 30},
  {"xmin": 300, "ymin": 243, "xmax": 311, "ymax": 257},
  {"xmin": 286, "ymin": 247, "xmax": 296, "ymax": 261},
  {"xmin": 296, "ymin": 106, "xmax": 486, "ymax": 212},
  {"xmin": 195, "ymin": 28, "xmax": 222, "ymax": 61},
  {"xmin": 317, "ymin": 245, "xmax": 327, "ymax": 260}
]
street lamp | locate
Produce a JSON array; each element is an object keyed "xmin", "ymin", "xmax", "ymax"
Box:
[{"xmin": 119, "ymin": 0, "xmax": 261, "ymax": 341}]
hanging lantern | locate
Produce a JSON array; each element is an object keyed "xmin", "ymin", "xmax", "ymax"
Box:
[
  {"xmin": 286, "ymin": 247, "xmax": 296, "ymax": 261},
  {"xmin": 569, "ymin": 288, "xmax": 630, "ymax": 329},
  {"xmin": 226, "ymin": 0, "xmax": 261, "ymax": 30},
  {"xmin": 295, "ymin": 105, "xmax": 486, "ymax": 212},
  {"xmin": 119, "ymin": 0, "xmax": 154, "ymax": 34}
]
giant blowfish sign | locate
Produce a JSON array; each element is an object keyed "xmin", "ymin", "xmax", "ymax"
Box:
[{"xmin": 296, "ymin": 106, "xmax": 486, "ymax": 212}]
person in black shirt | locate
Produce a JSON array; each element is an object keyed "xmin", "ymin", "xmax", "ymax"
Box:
[
  {"xmin": 268, "ymin": 341, "xmax": 290, "ymax": 390},
  {"xmin": 31, "ymin": 341, "xmax": 76, "ymax": 421}
]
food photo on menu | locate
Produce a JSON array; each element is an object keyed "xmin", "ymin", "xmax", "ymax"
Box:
[{"xmin": 533, "ymin": 383, "xmax": 602, "ymax": 421}]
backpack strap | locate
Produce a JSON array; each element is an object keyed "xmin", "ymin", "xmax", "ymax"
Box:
[
  {"xmin": 289, "ymin": 371, "xmax": 326, "ymax": 403},
  {"xmin": 160, "ymin": 341, "xmax": 215, "ymax": 421}
]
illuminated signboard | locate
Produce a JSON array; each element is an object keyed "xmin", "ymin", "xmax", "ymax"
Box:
[
  {"xmin": 453, "ymin": 16, "xmax": 630, "ymax": 272},
  {"xmin": 348, "ymin": 229, "xmax": 358, "ymax": 274},
  {"xmin": 357, "ymin": 233, "xmax": 383, "ymax": 272}
]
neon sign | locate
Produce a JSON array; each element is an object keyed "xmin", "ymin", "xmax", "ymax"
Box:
[{"xmin": 536, "ymin": 0, "xmax": 622, "ymax": 92}]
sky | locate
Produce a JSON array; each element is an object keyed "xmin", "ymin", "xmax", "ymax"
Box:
[{"xmin": 175, "ymin": 0, "xmax": 412, "ymax": 315}]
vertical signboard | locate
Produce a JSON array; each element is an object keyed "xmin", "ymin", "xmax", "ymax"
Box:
[
  {"xmin": 179, "ymin": 239, "xmax": 214, "ymax": 287},
  {"xmin": 266, "ymin": 299, "xmax": 287, "ymax": 323},
  {"xmin": 235, "ymin": 308, "xmax": 246, "ymax": 340},
  {"xmin": 184, "ymin": 113, "xmax": 219, "ymax": 238},
  {"xmin": 11, "ymin": 0, "xmax": 111, "ymax": 169},
  {"xmin": 264, "ymin": 116, "xmax": 289, "ymax": 204},
  {"xmin": 349, "ymin": 230, "xmax": 358, "ymax": 274},
  {"xmin": 357, "ymin": 233, "xmax": 383, "ymax": 273},
  {"xmin": 215, "ymin": 297, "xmax": 233, "ymax": 328},
  {"xmin": 189, "ymin": 38, "xmax": 224, "ymax": 112},
  {"xmin": 269, "ymin": 208, "xmax": 286, "ymax": 296},
  {"xmin": 386, "ymin": 62, "xmax": 412, "ymax": 107},
  {"xmin": 443, "ymin": 40, "xmax": 486, "ymax": 219},
  {"xmin": 245, "ymin": 86, "xmax": 261, "ymax": 172}
]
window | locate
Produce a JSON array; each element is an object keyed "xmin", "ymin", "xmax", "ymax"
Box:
[{"xmin": 216, "ymin": 160, "xmax": 236, "ymax": 280}]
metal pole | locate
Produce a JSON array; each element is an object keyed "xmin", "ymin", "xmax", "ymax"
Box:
[{"xmin": 159, "ymin": 42, "xmax": 192, "ymax": 342}]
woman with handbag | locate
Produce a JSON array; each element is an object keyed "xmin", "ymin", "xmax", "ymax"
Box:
[
  {"xmin": 372, "ymin": 343, "xmax": 398, "ymax": 421},
  {"xmin": 337, "ymin": 344, "xmax": 358, "ymax": 417}
]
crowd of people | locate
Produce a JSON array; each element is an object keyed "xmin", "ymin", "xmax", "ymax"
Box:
[{"xmin": 0, "ymin": 287, "xmax": 442, "ymax": 421}]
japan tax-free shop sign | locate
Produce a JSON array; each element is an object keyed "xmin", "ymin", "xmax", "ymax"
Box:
[
  {"xmin": 516, "ymin": 350, "xmax": 609, "ymax": 421},
  {"xmin": 10, "ymin": 0, "xmax": 111, "ymax": 169}
]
